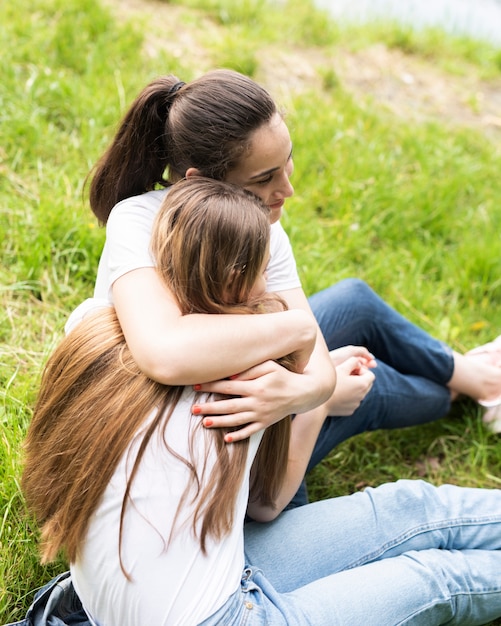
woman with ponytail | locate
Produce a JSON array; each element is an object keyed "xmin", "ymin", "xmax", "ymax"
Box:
[{"xmin": 66, "ymin": 69, "xmax": 501, "ymax": 511}]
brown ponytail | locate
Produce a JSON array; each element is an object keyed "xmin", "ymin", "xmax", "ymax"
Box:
[{"xmin": 88, "ymin": 75, "xmax": 182, "ymax": 223}]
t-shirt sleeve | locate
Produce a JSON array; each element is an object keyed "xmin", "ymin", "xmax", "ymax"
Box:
[
  {"xmin": 106, "ymin": 199, "xmax": 157, "ymax": 286},
  {"xmin": 266, "ymin": 221, "xmax": 301, "ymax": 293},
  {"xmin": 93, "ymin": 193, "xmax": 163, "ymax": 301}
]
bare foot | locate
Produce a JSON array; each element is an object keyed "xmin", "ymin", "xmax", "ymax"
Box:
[
  {"xmin": 464, "ymin": 339, "xmax": 501, "ymax": 404},
  {"xmin": 466, "ymin": 335, "xmax": 501, "ymax": 367},
  {"xmin": 448, "ymin": 351, "xmax": 501, "ymax": 404}
]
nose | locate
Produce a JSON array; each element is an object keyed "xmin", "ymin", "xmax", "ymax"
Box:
[
  {"xmin": 283, "ymin": 177, "xmax": 294, "ymax": 198},
  {"xmin": 278, "ymin": 171, "xmax": 294, "ymax": 199}
]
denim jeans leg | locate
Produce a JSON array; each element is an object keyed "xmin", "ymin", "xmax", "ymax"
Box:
[
  {"xmin": 289, "ymin": 358, "xmax": 452, "ymax": 508},
  {"xmin": 275, "ymin": 548, "xmax": 501, "ymax": 626},
  {"xmin": 244, "ymin": 480, "xmax": 501, "ymax": 593},
  {"xmin": 203, "ymin": 551, "xmax": 501, "ymax": 626},
  {"xmin": 307, "ymin": 358, "xmax": 452, "ymax": 472},
  {"xmin": 308, "ymin": 278, "xmax": 454, "ymax": 385}
]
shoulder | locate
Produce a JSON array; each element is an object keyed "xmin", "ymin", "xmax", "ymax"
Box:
[
  {"xmin": 269, "ymin": 220, "xmax": 293, "ymax": 256},
  {"xmin": 270, "ymin": 220, "xmax": 290, "ymax": 246},
  {"xmin": 107, "ymin": 188, "xmax": 169, "ymax": 232}
]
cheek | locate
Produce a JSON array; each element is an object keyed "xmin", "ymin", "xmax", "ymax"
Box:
[{"xmin": 250, "ymin": 188, "xmax": 269, "ymax": 205}]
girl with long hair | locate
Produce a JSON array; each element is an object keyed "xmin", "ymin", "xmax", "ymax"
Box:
[
  {"xmin": 23, "ymin": 178, "xmax": 310, "ymax": 623},
  {"xmin": 22, "ymin": 177, "xmax": 501, "ymax": 626}
]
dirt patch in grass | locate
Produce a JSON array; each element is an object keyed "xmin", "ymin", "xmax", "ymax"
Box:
[{"xmin": 103, "ymin": 0, "xmax": 501, "ymax": 141}]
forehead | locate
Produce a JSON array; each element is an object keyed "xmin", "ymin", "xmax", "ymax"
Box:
[{"xmin": 237, "ymin": 114, "xmax": 292, "ymax": 176}]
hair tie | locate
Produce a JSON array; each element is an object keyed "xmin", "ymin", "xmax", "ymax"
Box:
[{"xmin": 168, "ymin": 81, "xmax": 185, "ymax": 97}]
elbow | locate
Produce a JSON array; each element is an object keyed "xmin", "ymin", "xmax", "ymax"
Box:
[
  {"xmin": 262, "ymin": 509, "xmax": 281, "ymax": 522},
  {"xmin": 246, "ymin": 504, "xmax": 281, "ymax": 524},
  {"xmin": 141, "ymin": 360, "xmax": 180, "ymax": 386},
  {"xmin": 142, "ymin": 359, "xmax": 195, "ymax": 387},
  {"xmin": 131, "ymin": 342, "xmax": 194, "ymax": 386}
]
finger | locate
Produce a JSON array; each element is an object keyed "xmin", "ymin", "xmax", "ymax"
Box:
[
  {"xmin": 193, "ymin": 398, "xmax": 254, "ymax": 421},
  {"xmin": 223, "ymin": 423, "xmax": 262, "ymax": 443},
  {"xmin": 340, "ymin": 346, "xmax": 375, "ymax": 360},
  {"xmin": 200, "ymin": 414, "xmax": 265, "ymax": 441},
  {"xmin": 359, "ymin": 369, "xmax": 376, "ymax": 382},
  {"xmin": 194, "ymin": 364, "xmax": 280, "ymax": 393},
  {"xmin": 199, "ymin": 412, "xmax": 259, "ymax": 430},
  {"xmin": 339, "ymin": 356, "xmax": 366, "ymax": 375},
  {"xmin": 194, "ymin": 378, "xmax": 250, "ymax": 396},
  {"xmin": 227, "ymin": 360, "xmax": 281, "ymax": 381}
]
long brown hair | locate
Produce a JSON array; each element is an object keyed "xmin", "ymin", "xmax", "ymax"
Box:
[
  {"xmin": 23, "ymin": 179, "xmax": 294, "ymax": 569},
  {"xmin": 88, "ymin": 69, "xmax": 277, "ymax": 224}
]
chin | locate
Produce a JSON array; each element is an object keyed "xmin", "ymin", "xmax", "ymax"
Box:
[{"xmin": 269, "ymin": 208, "xmax": 283, "ymax": 223}]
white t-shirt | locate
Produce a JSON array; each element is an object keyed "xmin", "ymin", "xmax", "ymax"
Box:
[
  {"xmin": 71, "ymin": 387, "xmax": 264, "ymax": 626},
  {"xmin": 66, "ymin": 188, "xmax": 301, "ymax": 332}
]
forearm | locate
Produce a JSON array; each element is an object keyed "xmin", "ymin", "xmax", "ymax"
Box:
[
  {"xmin": 113, "ymin": 268, "xmax": 316, "ymax": 385},
  {"xmin": 195, "ymin": 290, "xmax": 336, "ymax": 439},
  {"xmin": 247, "ymin": 404, "xmax": 329, "ymax": 522},
  {"xmin": 279, "ymin": 287, "xmax": 336, "ymax": 413},
  {"xmin": 148, "ymin": 310, "xmax": 315, "ymax": 385},
  {"xmin": 288, "ymin": 327, "xmax": 336, "ymax": 414}
]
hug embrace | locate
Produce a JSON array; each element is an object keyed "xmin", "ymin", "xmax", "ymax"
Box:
[{"xmin": 15, "ymin": 69, "xmax": 501, "ymax": 626}]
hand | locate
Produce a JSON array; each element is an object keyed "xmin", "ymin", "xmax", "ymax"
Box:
[
  {"xmin": 325, "ymin": 350, "xmax": 376, "ymax": 416},
  {"xmin": 191, "ymin": 360, "xmax": 320, "ymax": 442},
  {"xmin": 329, "ymin": 345, "xmax": 376, "ymax": 369}
]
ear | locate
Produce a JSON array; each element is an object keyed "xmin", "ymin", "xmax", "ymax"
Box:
[{"xmin": 185, "ymin": 167, "xmax": 203, "ymax": 179}]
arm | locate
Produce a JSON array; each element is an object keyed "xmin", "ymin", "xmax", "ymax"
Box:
[
  {"xmin": 194, "ymin": 287, "xmax": 336, "ymax": 440},
  {"xmin": 113, "ymin": 268, "xmax": 317, "ymax": 385},
  {"xmin": 246, "ymin": 403, "xmax": 329, "ymax": 522},
  {"xmin": 279, "ymin": 287, "xmax": 336, "ymax": 412}
]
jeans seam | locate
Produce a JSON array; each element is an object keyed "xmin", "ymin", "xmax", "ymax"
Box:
[{"xmin": 346, "ymin": 517, "xmax": 501, "ymax": 570}]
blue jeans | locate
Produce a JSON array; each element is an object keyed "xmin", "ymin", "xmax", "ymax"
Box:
[
  {"xmin": 291, "ymin": 279, "xmax": 456, "ymax": 507},
  {"xmin": 14, "ymin": 484, "xmax": 501, "ymax": 625},
  {"xmin": 202, "ymin": 480, "xmax": 501, "ymax": 625},
  {"xmin": 5, "ymin": 571, "xmax": 88, "ymax": 626}
]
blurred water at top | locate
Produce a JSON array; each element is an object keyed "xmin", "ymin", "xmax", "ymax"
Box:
[{"xmin": 315, "ymin": 0, "xmax": 501, "ymax": 47}]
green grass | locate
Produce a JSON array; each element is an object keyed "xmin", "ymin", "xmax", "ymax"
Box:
[{"xmin": 1, "ymin": 0, "xmax": 501, "ymax": 622}]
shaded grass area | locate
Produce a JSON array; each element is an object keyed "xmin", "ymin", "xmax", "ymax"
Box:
[{"xmin": 1, "ymin": 0, "xmax": 500, "ymax": 622}]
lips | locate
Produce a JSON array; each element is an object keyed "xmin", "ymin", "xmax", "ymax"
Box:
[{"xmin": 269, "ymin": 200, "xmax": 284, "ymax": 210}]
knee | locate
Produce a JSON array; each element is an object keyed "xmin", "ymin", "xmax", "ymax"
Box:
[
  {"xmin": 310, "ymin": 278, "xmax": 386, "ymax": 346},
  {"xmin": 336, "ymin": 278, "xmax": 373, "ymax": 301},
  {"xmin": 328, "ymin": 278, "xmax": 378, "ymax": 312},
  {"xmin": 309, "ymin": 278, "xmax": 378, "ymax": 321}
]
